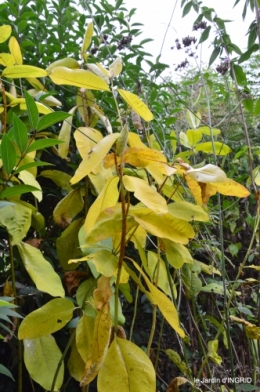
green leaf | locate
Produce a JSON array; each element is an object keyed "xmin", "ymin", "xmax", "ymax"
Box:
[
  {"xmin": 98, "ymin": 338, "xmax": 156, "ymax": 392},
  {"xmin": 18, "ymin": 298, "xmax": 74, "ymax": 339},
  {"xmin": 242, "ymin": 98, "xmax": 254, "ymax": 114},
  {"xmin": 209, "ymin": 46, "xmax": 221, "ymax": 67},
  {"xmin": 238, "ymin": 44, "xmax": 258, "ymax": 63},
  {"xmin": 199, "ymin": 26, "xmax": 211, "ymax": 44},
  {"xmin": 36, "ymin": 111, "xmax": 71, "ymax": 132},
  {"xmin": 254, "ymin": 97, "xmax": 260, "ymax": 116},
  {"xmin": 1, "ymin": 134, "xmax": 16, "ymax": 174},
  {"xmin": 164, "ymin": 239, "xmax": 194, "ymax": 269},
  {"xmin": 0, "ymin": 364, "xmax": 15, "ymax": 381},
  {"xmin": 24, "ymin": 89, "xmax": 39, "ymax": 129},
  {"xmin": 232, "ymin": 64, "xmax": 247, "ymax": 86},
  {"xmin": 56, "ymin": 218, "xmax": 83, "ymax": 270},
  {"xmin": 0, "ymin": 185, "xmax": 40, "ymax": 200},
  {"xmin": 26, "ymin": 138, "xmax": 64, "ymax": 153},
  {"xmin": 24, "ymin": 335, "xmax": 64, "ymax": 391},
  {"xmin": 0, "ymin": 204, "xmax": 31, "ymax": 245},
  {"xmin": 17, "ymin": 242, "xmax": 65, "ymax": 297},
  {"xmin": 13, "ymin": 114, "xmax": 28, "ymax": 154},
  {"xmin": 182, "ymin": 1, "xmax": 192, "ymax": 17}
]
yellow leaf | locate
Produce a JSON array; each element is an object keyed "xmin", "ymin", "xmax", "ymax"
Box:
[
  {"xmin": 17, "ymin": 242, "xmax": 65, "ymax": 297},
  {"xmin": 0, "ymin": 53, "xmax": 15, "ymax": 66},
  {"xmin": 18, "ymin": 298, "xmax": 74, "ymax": 339},
  {"xmin": 186, "ymin": 109, "xmax": 201, "ymax": 129},
  {"xmin": 86, "ymin": 64, "xmax": 110, "ymax": 84},
  {"xmin": 128, "ymin": 131, "xmax": 148, "ymax": 148},
  {"xmin": 2, "ymin": 65, "xmax": 47, "ymax": 78},
  {"xmin": 131, "ymin": 207, "xmax": 195, "ymax": 244},
  {"xmin": 0, "ymin": 25, "xmax": 12, "ymax": 43},
  {"xmin": 49, "ymin": 66, "xmax": 110, "ymax": 91},
  {"xmin": 74, "ymin": 127, "xmax": 103, "ymax": 159},
  {"xmin": 164, "ymin": 239, "xmax": 193, "ymax": 269},
  {"xmin": 109, "ymin": 56, "xmax": 122, "ymax": 78},
  {"xmin": 211, "ymin": 179, "xmax": 250, "ymax": 197},
  {"xmin": 46, "ymin": 57, "xmax": 80, "ymax": 72},
  {"xmin": 9, "ymin": 36, "xmax": 23, "ymax": 64},
  {"xmin": 20, "ymin": 101, "xmax": 53, "ymax": 114},
  {"xmin": 147, "ymin": 251, "xmax": 171, "ymax": 295},
  {"xmin": 18, "ymin": 170, "xmax": 42, "ymax": 202},
  {"xmin": 76, "ymin": 315, "xmax": 95, "ymax": 363},
  {"xmin": 244, "ymin": 264, "xmax": 260, "ymax": 271},
  {"xmin": 132, "ymin": 260, "xmax": 185, "ymax": 337},
  {"xmin": 122, "ymin": 147, "xmax": 166, "ymax": 166},
  {"xmin": 58, "ymin": 106, "xmax": 77, "ymax": 158},
  {"xmin": 197, "ymin": 126, "xmax": 221, "ymax": 136},
  {"xmin": 80, "ymin": 302, "xmax": 111, "ymax": 386},
  {"xmin": 98, "ymin": 338, "xmax": 156, "ymax": 392},
  {"xmin": 245, "ymin": 325, "xmax": 260, "ymax": 339},
  {"xmin": 27, "ymin": 89, "xmax": 62, "ymax": 106},
  {"xmin": 26, "ymin": 77, "xmax": 46, "ymax": 91},
  {"xmin": 198, "ymin": 261, "xmax": 221, "ymax": 276},
  {"xmin": 90, "ymin": 106, "xmax": 113, "ymax": 134},
  {"xmin": 179, "ymin": 131, "xmax": 191, "ymax": 148},
  {"xmin": 118, "ymin": 89, "xmax": 154, "ymax": 121},
  {"xmin": 24, "ymin": 335, "xmax": 64, "ymax": 391},
  {"xmin": 168, "ymin": 201, "xmax": 209, "ymax": 221},
  {"xmin": 123, "ymin": 175, "xmax": 168, "ymax": 214},
  {"xmin": 40, "ymin": 170, "xmax": 72, "ymax": 192},
  {"xmin": 81, "ymin": 22, "xmax": 94, "ymax": 55},
  {"xmin": 70, "ymin": 133, "xmax": 120, "ymax": 184},
  {"xmin": 91, "ymin": 250, "xmax": 118, "ymax": 278},
  {"xmin": 195, "ymin": 141, "xmax": 231, "ymax": 155},
  {"xmin": 85, "ymin": 176, "xmax": 119, "ymax": 232}
]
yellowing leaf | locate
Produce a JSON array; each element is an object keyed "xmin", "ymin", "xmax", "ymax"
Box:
[
  {"xmin": 98, "ymin": 338, "xmax": 156, "ymax": 392},
  {"xmin": 186, "ymin": 109, "xmax": 201, "ymax": 129},
  {"xmin": 147, "ymin": 251, "xmax": 171, "ymax": 295},
  {"xmin": 122, "ymin": 147, "xmax": 166, "ymax": 167},
  {"xmin": 132, "ymin": 260, "xmax": 185, "ymax": 337},
  {"xmin": 207, "ymin": 340, "xmax": 222, "ymax": 365},
  {"xmin": 68, "ymin": 338, "xmax": 86, "ymax": 382},
  {"xmin": 17, "ymin": 242, "xmax": 65, "ymax": 297},
  {"xmin": 186, "ymin": 129, "xmax": 202, "ymax": 146},
  {"xmin": 24, "ymin": 335, "xmax": 64, "ymax": 391},
  {"xmin": 90, "ymin": 250, "xmax": 118, "ymax": 278},
  {"xmin": 168, "ymin": 201, "xmax": 209, "ymax": 221},
  {"xmin": 58, "ymin": 106, "xmax": 77, "ymax": 158},
  {"xmin": 0, "ymin": 53, "xmax": 15, "ymax": 66},
  {"xmin": 46, "ymin": 57, "xmax": 80, "ymax": 72},
  {"xmin": 118, "ymin": 89, "xmax": 154, "ymax": 122},
  {"xmin": 18, "ymin": 170, "xmax": 42, "ymax": 202},
  {"xmin": 81, "ymin": 22, "xmax": 94, "ymax": 55},
  {"xmin": 40, "ymin": 170, "xmax": 72, "ymax": 192},
  {"xmin": 245, "ymin": 325, "xmax": 260, "ymax": 339},
  {"xmin": 123, "ymin": 175, "xmax": 168, "ymax": 214},
  {"xmin": 18, "ymin": 298, "xmax": 74, "ymax": 339},
  {"xmin": 9, "ymin": 36, "xmax": 23, "ymax": 64},
  {"xmin": 195, "ymin": 141, "xmax": 231, "ymax": 155},
  {"xmin": 0, "ymin": 25, "xmax": 12, "ymax": 43},
  {"xmin": 0, "ymin": 204, "xmax": 31, "ymax": 245},
  {"xmin": 197, "ymin": 126, "xmax": 221, "ymax": 136},
  {"xmin": 210, "ymin": 179, "xmax": 250, "ymax": 198},
  {"xmin": 198, "ymin": 261, "xmax": 221, "ymax": 276},
  {"xmin": 85, "ymin": 176, "xmax": 119, "ymax": 232},
  {"xmin": 80, "ymin": 302, "xmax": 111, "ymax": 385},
  {"xmin": 2, "ymin": 65, "xmax": 47, "ymax": 78},
  {"xmin": 109, "ymin": 56, "xmax": 122, "ymax": 78},
  {"xmin": 54, "ymin": 188, "xmax": 84, "ymax": 228},
  {"xmin": 27, "ymin": 77, "xmax": 46, "ymax": 91},
  {"xmin": 20, "ymin": 101, "xmax": 53, "ymax": 114},
  {"xmin": 76, "ymin": 315, "xmax": 95, "ymax": 363},
  {"xmin": 131, "ymin": 207, "xmax": 195, "ymax": 244},
  {"xmin": 164, "ymin": 239, "xmax": 193, "ymax": 269},
  {"xmin": 49, "ymin": 66, "xmax": 110, "ymax": 91},
  {"xmin": 70, "ymin": 133, "xmax": 120, "ymax": 184},
  {"xmin": 179, "ymin": 131, "xmax": 191, "ymax": 148}
]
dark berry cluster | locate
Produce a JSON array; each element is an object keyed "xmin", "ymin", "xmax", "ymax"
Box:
[
  {"xmin": 193, "ymin": 21, "xmax": 207, "ymax": 30},
  {"xmin": 216, "ymin": 61, "xmax": 229, "ymax": 75},
  {"xmin": 182, "ymin": 36, "xmax": 197, "ymax": 47},
  {"xmin": 90, "ymin": 46, "xmax": 99, "ymax": 55},
  {"xmin": 117, "ymin": 35, "xmax": 132, "ymax": 50},
  {"xmin": 175, "ymin": 59, "xmax": 189, "ymax": 71}
]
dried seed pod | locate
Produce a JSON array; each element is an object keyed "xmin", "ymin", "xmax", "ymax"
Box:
[{"xmin": 131, "ymin": 109, "xmax": 143, "ymax": 131}]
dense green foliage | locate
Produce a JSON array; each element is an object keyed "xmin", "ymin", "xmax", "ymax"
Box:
[{"xmin": 0, "ymin": 0, "xmax": 260, "ymax": 391}]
